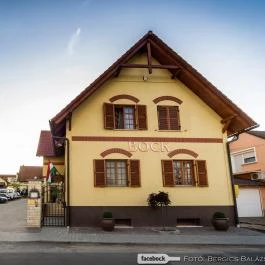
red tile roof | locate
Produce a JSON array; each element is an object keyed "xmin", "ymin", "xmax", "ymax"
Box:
[
  {"xmin": 36, "ymin": 130, "xmax": 56, "ymax": 157},
  {"xmin": 18, "ymin": 166, "xmax": 43, "ymax": 182},
  {"xmin": 50, "ymin": 31, "xmax": 258, "ymax": 137},
  {"xmin": 0, "ymin": 175, "xmax": 16, "ymax": 181}
]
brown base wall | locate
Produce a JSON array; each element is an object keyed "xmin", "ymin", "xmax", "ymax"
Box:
[{"xmin": 69, "ymin": 206, "xmax": 235, "ymax": 227}]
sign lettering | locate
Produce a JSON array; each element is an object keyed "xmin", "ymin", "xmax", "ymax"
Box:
[{"xmin": 128, "ymin": 142, "xmax": 170, "ymax": 152}]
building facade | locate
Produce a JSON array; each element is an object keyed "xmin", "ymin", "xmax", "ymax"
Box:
[
  {"xmin": 38, "ymin": 32, "xmax": 257, "ymax": 227},
  {"xmin": 230, "ymin": 131, "xmax": 265, "ymax": 217}
]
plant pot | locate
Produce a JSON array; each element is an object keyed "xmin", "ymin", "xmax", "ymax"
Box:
[
  {"xmin": 212, "ymin": 218, "xmax": 229, "ymax": 231},
  {"xmin": 101, "ymin": 218, "xmax": 115, "ymax": 231}
]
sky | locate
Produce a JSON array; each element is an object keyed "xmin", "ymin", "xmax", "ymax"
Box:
[{"xmin": 0, "ymin": 0, "xmax": 265, "ymax": 174}]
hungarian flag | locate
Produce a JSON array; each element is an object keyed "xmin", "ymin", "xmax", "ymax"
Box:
[{"xmin": 46, "ymin": 162, "xmax": 57, "ymax": 183}]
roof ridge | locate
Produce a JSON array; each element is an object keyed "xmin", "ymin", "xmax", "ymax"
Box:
[{"xmin": 49, "ymin": 31, "xmax": 257, "ymax": 137}]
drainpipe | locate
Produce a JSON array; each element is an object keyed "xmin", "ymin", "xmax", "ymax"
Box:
[
  {"xmin": 226, "ymin": 124, "xmax": 259, "ymax": 227},
  {"xmin": 226, "ymin": 135, "xmax": 239, "ymax": 227}
]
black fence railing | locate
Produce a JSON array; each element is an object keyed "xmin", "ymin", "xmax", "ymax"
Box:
[{"xmin": 42, "ymin": 184, "xmax": 66, "ymax": 227}]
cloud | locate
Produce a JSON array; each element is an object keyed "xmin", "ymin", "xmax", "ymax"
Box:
[{"xmin": 67, "ymin": 27, "xmax": 81, "ymax": 56}]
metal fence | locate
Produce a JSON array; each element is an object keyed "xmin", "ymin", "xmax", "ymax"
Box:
[{"xmin": 41, "ymin": 183, "xmax": 66, "ymax": 227}]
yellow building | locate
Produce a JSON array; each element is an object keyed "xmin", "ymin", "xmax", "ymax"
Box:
[{"xmin": 37, "ymin": 31, "xmax": 257, "ymax": 227}]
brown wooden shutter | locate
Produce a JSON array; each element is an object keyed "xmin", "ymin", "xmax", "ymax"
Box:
[
  {"xmin": 157, "ymin": 106, "xmax": 169, "ymax": 130},
  {"xmin": 136, "ymin": 105, "xmax": 147, "ymax": 130},
  {"xmin": 161, "ymin": 160, "xmax": 174, "ymax": 186},
  {"xmin": 129, "ymin": 160, "xmax": 140, "ymax": 187},
  {"xmin": 168, "ymin": 106, "xmax": 180, "ymax": 130},
  {"xmin": 94, "ymin": 160, "xmax": 105, "ymax": 187},
  {"xmin": 196, "ymin": 160, "xmax": 208, "ymax": 187},
  {"xmin": 103, "ymin": 103, "xmax": 114, "ymax": 129}
]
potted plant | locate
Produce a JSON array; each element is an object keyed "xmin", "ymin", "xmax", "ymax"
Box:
[
  {"xmin": 101, "ymin": 211, "xmax": 115, "ymax": 231},
  {"xmin": 212, "ymin": 212, "xmax": 229, "ymax": 231}
]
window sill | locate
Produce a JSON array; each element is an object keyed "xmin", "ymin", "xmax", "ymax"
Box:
[
  {"xmin": 242, "ymin": 161, "xmax": 257, "ymax": 166},
  {"xmin": 104, "ymin": 185, "xmax": 129, "ymax": 188},
  {"xmin": 156, "ymin": 130, "xmax": 183, "ymax": 132},
  {"xmin": 166, "ymin": 185, "xmax": 208, "ymax": 188},
  {"xmin": 113, "ymin": 129, "xmax": 136, "ymax": 131},
  {"xmin": 172, "ymin": 185, "xmax": 195, "ymax": 187}
]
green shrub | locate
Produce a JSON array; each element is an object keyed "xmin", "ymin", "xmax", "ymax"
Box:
[
  {"xmin": 147, "ymin": 191, "xmax": 171, "ymax": 208},
  {"xmin": 102, "ymin": 211, "xmax": 113, "ymax": 218},
  {"xmin": 213, "ymin": 212, "xmax": 226, "ymax": 219}
]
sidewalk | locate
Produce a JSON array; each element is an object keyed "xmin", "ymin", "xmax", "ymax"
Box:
[
  {"xmin": 1, "ymin": 200, "xmax": 265, "ymax": 246},
  {"xmin": 0, "ymin": 226, "xmax": 264, "ymax": 246},
  {"xmin": 239, "ymin": 217, "xmax": 265, "ymax": 232}
]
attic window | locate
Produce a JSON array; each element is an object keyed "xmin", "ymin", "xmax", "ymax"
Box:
[
  {"xmin": 157, "ymin": 105, "xmax": 181, "ymax": 130},
  {"xmin": 115, "ymin": 106, "xmax": 135, "ymax": 129},
  {"xmin": 103, "ymin": 103, "xmax": 147, "ymax": 130}
]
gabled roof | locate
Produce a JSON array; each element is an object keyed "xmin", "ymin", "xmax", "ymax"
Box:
[
  {"xmin": 50, "ymin": 31, "xmax": 257, "ymax": 137},
  {"xmin": 18, "ymin": 166, "xmax": 43, "ymax": 182},
  {"xmin": 247, "ymin": 130, "xmax": 265, "ymax": 140},
  {"xmin": 36, "ymin": 130, "xmax": 56, "ymax": 157}
]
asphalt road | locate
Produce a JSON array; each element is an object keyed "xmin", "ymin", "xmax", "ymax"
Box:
[
  {"xmin": 0, "ymin": 243, "xmax": 264, "ymax": 265},
  {"xmin": 0, "ymin": 198, "xmax": 26, "ymax": 232}
]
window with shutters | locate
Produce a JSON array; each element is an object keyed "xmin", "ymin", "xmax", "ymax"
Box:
[
  {"xmin": 162, "ymin": 160, "xmax": 208, "ymax": 187},
  {"xmin": 157, "ymin": 105, "xmax": 180, "ymax": 130},
  {"xmin": 104, "ymin": 103, "xmax": 147, "ymax": 130},
  {"xmin": 115, "ymin": 106, "xmax": 135, "ymax": 129},
  {"xmin": 106, "ymin": 160, "xmax": 127, "ymax": 186},
  {"xmin": 94, "ymin": 159, "xmax": 141, "ymax": 187},
  {"xmin": 173, "ymin": 160, "xmax": 194, "ymax": 185}
]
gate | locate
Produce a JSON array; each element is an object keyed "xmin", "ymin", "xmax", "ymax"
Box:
[{"xmin": 42, "ymin": 183, "xmax": 66, "ymax": 226}]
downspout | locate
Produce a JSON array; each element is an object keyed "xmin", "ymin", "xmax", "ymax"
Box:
[
  {"xmin": 226, "ymin": 124, "xmax": 259, "ymax": 227},
  {"xmin": 226, "ymin": 135, "xmax": 239, "ymax": 227},
  {"xmin": 49, "ymin": 121, "xmax": 70, "ymax": 228}
]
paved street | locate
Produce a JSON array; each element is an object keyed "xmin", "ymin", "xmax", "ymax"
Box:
[
  {"xmin": 0, "ymin": 198, "xmax": 26, "ymax": 232},
  {"xmin": 0, "ymin": 243, "xmax": 264, "ymax": 265}
]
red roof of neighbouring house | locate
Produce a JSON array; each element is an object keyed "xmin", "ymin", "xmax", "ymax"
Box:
[
  {"xmin": 36, "ymin": 130, "xmax": 56, "ymax": 157},
  {"xmin": 17, "ymin": 166, "xmax": 43, "ymax": 182},
  {"xmin": 0, "ymin": 175, "xmax": 16, "ymax": 181},
  {"xmin": 50, "ymin": 31, "xmax": 258, "ymax": 137}
]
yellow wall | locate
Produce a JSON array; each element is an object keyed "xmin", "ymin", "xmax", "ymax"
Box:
[{"xmin": 66, "ymin": 54, "xmax": 233, "ymax": 207}]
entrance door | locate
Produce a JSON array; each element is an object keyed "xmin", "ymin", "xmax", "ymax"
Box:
[{"xmin": 236, "ymin": 188, "xmax": 263, "ymax": 217}]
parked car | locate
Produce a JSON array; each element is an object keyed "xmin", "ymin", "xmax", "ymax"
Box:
[
  {"xmin": 14, "ymin": 192, "xmax": 21, "ymax": 199},
  {"xmin": 0, "ymin": 195, "xmax": 8, "ymax": 203},
  {"xmin": 6, "ymin": 188, "xmax": 17, "ymax": 200},
  {"xmin": 0, "ymin": 189, "xmax": 11, "ymax": 200},
  {"xmin": 0, "ymin": 193, "xmax": 10, "ymax": 201}
]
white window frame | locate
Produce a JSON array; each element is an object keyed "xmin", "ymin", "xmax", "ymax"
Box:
[{"xmin": 231, "ymin": 147, "xmax": 257, "ymax": 173}]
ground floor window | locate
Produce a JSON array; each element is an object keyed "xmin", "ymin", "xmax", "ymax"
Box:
[
  {"xmin": 173, "ymin": 160, "xmax": 194, "ymax": 185},
  {"xmin": 106, "ymin": 160, "xmax": 127, "ymax": 186},
  {"xmin": 162, "ymin": 159, "xmax": 208, "ymax": 187},
  {"xmin": 94, "ymin": 159, "xmax": 140, "ymax": 187}
]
